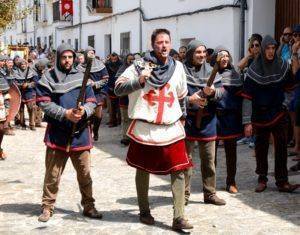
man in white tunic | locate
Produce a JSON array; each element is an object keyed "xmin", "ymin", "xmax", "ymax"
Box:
[{"xmin": 115, "ymin": 29, "xmax": 193, "ymax": 231}]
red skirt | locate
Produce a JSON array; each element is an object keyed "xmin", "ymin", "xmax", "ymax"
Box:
[{"xmin": 126, "ymin": 139, "xmax": 193, "ymax": 175}]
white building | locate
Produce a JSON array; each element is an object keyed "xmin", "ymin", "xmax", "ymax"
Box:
[{"xmin": 1, "ymin": 0, "xmax": 299, "ymax": 62}]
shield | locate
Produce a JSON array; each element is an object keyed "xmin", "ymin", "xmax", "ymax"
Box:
[{"xmin": 5, "ymin": 82, "xmax": 21, "ymax": 124}]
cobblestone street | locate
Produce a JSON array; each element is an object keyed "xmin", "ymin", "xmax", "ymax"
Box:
[{"xmin": 0, "ymin": 117, "xmax": 299, "ymax": 234}]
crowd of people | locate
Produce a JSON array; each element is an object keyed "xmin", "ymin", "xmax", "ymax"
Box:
[{"xmin": 0, "ymin": 25, "xmax": 299, "ymax": 231}]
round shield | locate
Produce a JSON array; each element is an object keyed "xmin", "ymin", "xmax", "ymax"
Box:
[{"xmin": 5, "ymin": 82, "xmax": 21, "ymax": 123}]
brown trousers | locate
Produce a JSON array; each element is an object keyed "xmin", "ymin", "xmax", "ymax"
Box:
[
  {"xmin": 41, "ymin": 148, "xmax": 95, "ymax": 211},
  {"xmin": 120, "ymin": 107, "xmax": 131, "ymax": 140},
  {"xmin": 35, "ymin": 107, "xmax": 43, "ymax": 126},
  {"xmin": 184, "ymin": 140, "xmax": 216, "ymax": 198},
  {"xmin": 19, "ymin": 101, "xmax": 36, "ymax": 127},
  {"xmin": 108, "ymin": 97, "xmax": 120, "ymax": 125}
]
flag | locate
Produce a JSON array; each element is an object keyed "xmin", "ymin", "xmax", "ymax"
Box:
[{"xmin": 61, "ymin": 0, "xmax": 73, "ymax": 16}]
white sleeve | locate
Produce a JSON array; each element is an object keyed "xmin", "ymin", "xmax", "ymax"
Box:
[{"xmin": 176, "ymin": 63, "xmax": 188, "ymax": 99}]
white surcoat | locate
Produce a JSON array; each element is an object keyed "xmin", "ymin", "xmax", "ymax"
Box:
[{"xmin": 119, "ymin": 61, "xmax": 188, "ymax": 146}]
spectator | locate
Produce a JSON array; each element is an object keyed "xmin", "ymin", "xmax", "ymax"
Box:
[
  {"xmin": 178, "ymin": 46, "xmax": 187, "ymax": 62},
  {"xmin": 277, "ymin": 27, "xmax": 293, "ymax": 63},
  {"xmin": 206, "ymin": 48, "xmax": 214, "ymax": 64},
  {"xmin": 170, "ymin": 49, "xmax": 180, "ymax": 61}
]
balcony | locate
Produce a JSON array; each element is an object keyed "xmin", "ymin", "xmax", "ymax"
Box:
[
  {"xmin": 52, "ymin": 1, "xmax": 70, "ymax": 22},
  {"xmin": 94, "ymin": 0, "xmax": 112, "ymax": 13}
]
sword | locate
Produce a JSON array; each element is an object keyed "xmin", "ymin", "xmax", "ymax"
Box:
[
  {"xmin": 22, "ymin": 66, "xmax": 30, "ymax": 89},
  {"xmin": 195, "ymin": 63, "xmax": 219, "ymax": 128},
  {"xmin": 66, "ymin": 56, "xmax": 93, "ymax": 152}
]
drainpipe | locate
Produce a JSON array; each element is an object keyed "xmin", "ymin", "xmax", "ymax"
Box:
[
  {"xmin": 79, "ymin": 0, "xmax": 82, "ymax": 49},
  {"xmin": 240, "ymin": 0, "xmax": 247, "ymax": 58},
  {"xmin": 139, "ymin": 0, "xmax": 143, "ymax": 53},
  {"xmin": 33, "ymin": 24, "xmax": 36, "ymax": 47}
]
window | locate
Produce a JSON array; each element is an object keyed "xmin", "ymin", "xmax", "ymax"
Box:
[
  {"xmin": 67, "ymin": 39, "xmax": 72, "ymax": 46},
  {"xmin": 37, "ymin": 37, "xmax": 41, "ymax": 47},
  {"xmin": 42, "ymin": 1, "xmax": 47, "ymax": 22},
  {"xmin": 88, "ymin": 35, "xmax": 95, "ymax": 48},
  {"xmin": 44, "ymin": 36, "xmax": 47, "ymax": 48},
  {"xmin": 21, "ymin": 18, "xmax": 26, "ymax": 33},
  {"xmin": 34, "ymin": 0, "xmax": 41, "ymax": 21},
  {"xmin": 49, "ymin": 35, "xmax": 53, "ymax": 49},
  {"xmin": 180, "ymin": 38, "xmax": 195, "ymax": 47},
  {"xmin": 87, "ymin": 0, "xmax": 112, "ymax": 13},
  {"xmin": 104, "ymin": 34, "xmax": 111, "ymax": 56},
  {"xmin": 96, "ymin": 0, "xmax": 112, "ymax": 8},
  {"xmin": 53, "ymin": 1, "xmax": 61, "ymax": 21},
  {"xmin": 120, "ymin": 32, "xmax": 130, "ymax": 56},
  {"xmin": 75, "ymin": 38, "xmax": 79, "ymax": 51}
]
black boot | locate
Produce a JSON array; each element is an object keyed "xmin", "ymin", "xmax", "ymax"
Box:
[{"xmin": 93, "ymin": 117, "xmax": 101, "ymax": 141}]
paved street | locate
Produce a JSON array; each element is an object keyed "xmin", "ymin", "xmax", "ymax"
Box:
[{"xmin": 0, "ymin": 116, "xmax": 299, "ymax": 234}]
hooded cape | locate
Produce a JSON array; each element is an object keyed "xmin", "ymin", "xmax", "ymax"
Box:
[
  {"xmin": 184, "ymin": 40, "xmax": 216, "ymax": 88},
  {"xmin": 38, "ymin": 43, "xmax": 84, "ymax": 94},
  {"xmin": 212, "ymin": 46, "xmax": 242, "ymax": 87},
  {"xmin": 246, "ymin": 35, "xmax": 289, "ymax": 85},
  {"xmin": 77, "ymin": 46, "xmax": 106, "ymax": 73}
]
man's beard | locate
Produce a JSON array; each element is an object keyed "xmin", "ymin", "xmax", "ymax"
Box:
[{"xmin": 61, "ymin": 64, "xmax": 72, "ymax": 72}]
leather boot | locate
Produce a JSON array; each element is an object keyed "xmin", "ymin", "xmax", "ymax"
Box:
[
  {"xmin": 0, "ymin": 149, "xmax": 6, "ymax": 160},
  {"xmin": 255, "ymin": 182, "xmax": 267, "ymax": 193},
  {"xmin": 172, "ymin": 218, "xmax": 193, "ymax": 231},
  {"xmin": 139, "ymin": 211, "xmax": 154, "ymax": 225},
  {"xmin": 204, "ymin": 193, "xmax": 226, "ymax": 206},
  {"xmin": 38, "ymin": 208, "xmax": 53, "ymax": 222},
  {"xmin": 277, "ymin": 182, "xmax": 299, "ymax": 193},
  {"xmin": 226, "ymin": 184, "xmax": 238, "ymax": 194},
  {"xmin": 83, "ymin": 207, "xmax": 103, "ymax": 219}
]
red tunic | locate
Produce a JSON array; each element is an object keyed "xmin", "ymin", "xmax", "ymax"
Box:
[{"xmin": 126, "ymin": 139, "xmax": 192, "ymax": 175}]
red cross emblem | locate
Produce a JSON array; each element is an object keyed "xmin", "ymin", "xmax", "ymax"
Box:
[{"xmin": 142, "ymin": 83, "xmax": 175, "ymax": 124}]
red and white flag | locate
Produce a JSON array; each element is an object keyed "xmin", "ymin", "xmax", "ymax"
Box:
[{"xmin": 61, "ymin": 0, "xmax": 73, "ymax": 16}]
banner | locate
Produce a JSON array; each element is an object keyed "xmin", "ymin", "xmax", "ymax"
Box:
[{"xmin": 61, "ymin": 0, "xmax": 73, "ymax": 16}]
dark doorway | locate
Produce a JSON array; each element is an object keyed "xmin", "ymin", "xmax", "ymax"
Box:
[{"xmin": 275, "ymin": 0, "xmax": 300, "ymax": 41}]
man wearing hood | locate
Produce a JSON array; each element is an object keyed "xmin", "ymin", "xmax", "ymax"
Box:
[
  {"xmin": 242, "ymin": 35, "xmax": 299, "ymax": 193},
  {"xmin": 0, "ymin": 55, "xmax": 12, "ymax": 160},
  {"xmin": 183, "ymin": 40, "xmax": 226, "ymax": 205},
  {"xmin": 115, "ymin": 29, "xmax": 193, "ymax": 231},
  {"xmin": 75, "ymin": 52, "xmax": 85, "ymax": 66},
  {"xmin": 0, "ymin": 55, "xmax": 7, "ymax": 75},
  {"xmin": 115, "ymin": 53, "xmax": 135, "ymax": 146},
  {"xmin": 77, "ymin": 46, "xmax": 109, "ymax": 141},
  {"xmin": 33, "ymin": 58, "xmax": 50, "ymax": 127},
  {"xmin": 36, "ymin": 44, "xmax": 102, "ymax": 222},
  {"xmin": 3, "ymin": 57, "xmax": 17, "ymax": 134},
  {"xmin": 15, "ymin": 59, "xmax": 37, "ymax": 130},
  {"xmin": 106, "ymin": 52, "xmax": 122, "ymax": 127}
]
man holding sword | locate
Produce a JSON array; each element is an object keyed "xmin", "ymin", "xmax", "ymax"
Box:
[
  {"xmin": 183, "ymin": 40, "xmax": 226, "ymax": 206},
  {"xmin": 36, "ymin": 44, "xmax": 102, "ymax": 222}
]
